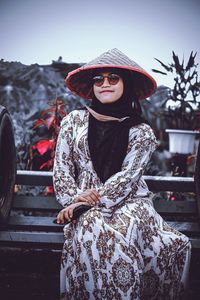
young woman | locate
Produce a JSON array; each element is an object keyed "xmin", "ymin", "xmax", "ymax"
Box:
[{"xmin": 53, "ymin": 48, "xmax": 191, "ymax": 300}]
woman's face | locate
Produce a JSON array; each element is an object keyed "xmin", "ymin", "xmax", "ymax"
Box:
[{"xmin": 93, "ymin": 71, "xmax": 124, "ymax": 104}]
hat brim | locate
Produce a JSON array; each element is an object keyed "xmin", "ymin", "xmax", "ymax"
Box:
[{"xmin": 66, "ymin": 64, "xmax": 157, "ymax": 100}]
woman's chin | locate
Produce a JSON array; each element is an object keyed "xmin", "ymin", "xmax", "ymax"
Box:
[{"xmin": 97, "ymin": 96, "xmax": 119, "ymax": 104}]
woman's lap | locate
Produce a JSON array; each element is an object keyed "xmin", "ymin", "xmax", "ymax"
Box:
[{"xmin": 60, "ymin": 200, "xmax": 191, "ymax": 299}]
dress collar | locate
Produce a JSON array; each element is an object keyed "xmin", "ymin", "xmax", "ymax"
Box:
[{"xmin": 86, "ymin": 106, "xmax": 129, "ymax": 123}]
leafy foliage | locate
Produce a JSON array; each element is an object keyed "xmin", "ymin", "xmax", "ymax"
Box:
[
  {"xmin": 152, "ymin": 51, "xmax": 200, "ymax": 129},
  {"xmin": 0, "ymin": 59, "xmax": 85, "ymax": 170},
  {"xmin": 32, "ymin": 99, "xmax": 67, "ymax": 171}
]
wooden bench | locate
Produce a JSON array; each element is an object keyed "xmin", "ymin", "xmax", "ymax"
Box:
[{"xmin": 0, "ymin": 168, "xmax": 200, "ymax": 299}]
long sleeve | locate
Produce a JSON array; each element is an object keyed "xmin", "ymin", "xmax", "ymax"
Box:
[
  {"xmin": 97, "ymin": 124, "xmax": 158, "ymax": 216},
  {"xmin": 53, "ymin": 112, "xmax": 81, "ymax": 207}
]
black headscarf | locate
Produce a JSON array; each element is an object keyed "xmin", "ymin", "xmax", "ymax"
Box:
[{"xmin": 88, "ymin": 69, "xmax": 147, "ymax": 183}]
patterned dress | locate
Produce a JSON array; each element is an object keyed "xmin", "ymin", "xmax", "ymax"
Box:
[{"xmin": 53, "ymin": 109, "xmax": 191, "ymax": 300}]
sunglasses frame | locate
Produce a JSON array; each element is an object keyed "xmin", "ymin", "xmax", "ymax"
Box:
[{"xmin": 92, "ymin": 73, "xmax": 121, "ymax": 87}]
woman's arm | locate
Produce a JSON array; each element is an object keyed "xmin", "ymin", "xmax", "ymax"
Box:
[
  {"xmin": 53, "ymin": 111, "xmax": 99, "ymax": 222},
  {"xmin": 97, "ymin": 124, "xmax": 158, "ymax": 215},
  {"xmin": 53, "ymin": 111, "xmax": 100, "ymax": 207},
  {"xmin": 53, "ymin": 112, "xmax": 82, "ymax": 207}
]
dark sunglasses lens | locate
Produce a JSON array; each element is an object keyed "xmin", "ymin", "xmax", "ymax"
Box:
[
  {"xmin": 92, "ymin": 74, "xmax": 120, "ymax": 86},
  {"xmin": 93, "ymin": 76, "xmax": 104, "ymax": 86},
  {"xmin": 108, "ymin": 74, "xmax": 120, "ymax": 85}
]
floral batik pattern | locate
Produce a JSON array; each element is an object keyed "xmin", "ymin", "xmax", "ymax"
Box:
[{"xmin": 53, "ymin": 109, "xmax": 191, "ymax": 300}]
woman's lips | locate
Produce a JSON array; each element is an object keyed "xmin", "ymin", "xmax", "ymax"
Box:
[{"xmin": 100, "ymin": 90, "xmax": 113, "ymax": 93}]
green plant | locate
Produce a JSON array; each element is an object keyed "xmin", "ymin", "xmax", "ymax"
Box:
[{"xmin": 152, "ymin": 51, "xmax": 200, "ymax": 129}]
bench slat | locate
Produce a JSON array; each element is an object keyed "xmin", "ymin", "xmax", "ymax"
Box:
[
  {"xmin": 190, "ymin": 238, "xmax": 200, "ymax": 249},
  {"xmin": 7, "ymin": 216, "xmax": 62, "ymax": 232},
  {"xmin": 153, "ymin": 198, "xmax": 197, "ymax": 214},
  {"xmin": 16, "ymin": 171, "xmax": 195, "ymax": 192},
  {"xmin": 16, "ymin": 170, "xmax": 53, "ymax": 186},
  {"xmin": 167, "ymin": 221, "xmax": 200, "ymax": 233},
  {"xmin": 5, "ymin": 215, "xmax": 200, "ymax": 235},
  {"xmin": 144, "ymin": 175, "xmax": 195, "ymax": 192},
  {"xmin": 0, "ymin": 231, "xmax": 64, "ymax": 249},
  {"xmin": 13, "ymin": 195, "xmax": 62, "ymax": 210},
  {"xmin": 12, "ymin": 195, "xmax": 197, "ymax": 215}
]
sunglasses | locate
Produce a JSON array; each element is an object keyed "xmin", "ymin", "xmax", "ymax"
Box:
[{"xmin": 92, "ymin": 73, "xmax": 121, "ymax": 87}]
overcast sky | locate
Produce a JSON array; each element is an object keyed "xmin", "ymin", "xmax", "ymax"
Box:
[{"xmin": 0, "ymin": 0, "xmax": 200, "ymax": 87}]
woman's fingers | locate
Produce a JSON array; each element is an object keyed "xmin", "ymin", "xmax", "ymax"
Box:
[
  {"xmin": 56, "ymin": 202, "xmax": 88, "ymax": 224},
  {"xmin": 77, "ymin": 195, "xmax": 96, "ymax": 205},
  {"xmin": 76, "ymin": 196, "xmax": 90, "ymax": 203},
  {"xmin": 56, "ymin": 202, "xmax": 92, "ymax": 224},
  {"xmin": 87, "ymin": 191, "xmax": 99, "ymax": 203},
  {"xmin": 68, "ymin": 207, "xmax": 74, "ymax": 219},
  {"xmin": 86, "ymin": 189, "xmax": 100, "ymax": 198},
  {"xmin": 90, "ymin": 189, "xmax": 100, "ymax": 200},
  {"xmin": 76, "ymin": 189, "xmax": 100, "ymax": 205},
  {"xmin": 56, "ymin": 210, "xmax": 64, "ymax": 224},
  {"xmin": 64, "ymin": 189, "xmax": 101, "ymax": 221},
  {"xmin": 57, "ymin": 208, "xmax": 71, "ymax": 224},
  {"xmin": 82, "ymin": 194, "xmax": 95, "ymax": 205}
]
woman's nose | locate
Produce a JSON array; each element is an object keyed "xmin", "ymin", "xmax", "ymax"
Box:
[{"xmin": 102, "ymin": 77, "xmax": 110, "ymax": 87}]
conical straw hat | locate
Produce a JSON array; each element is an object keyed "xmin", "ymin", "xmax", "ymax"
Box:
[{"xmin": 66, "ymin": 48, "xmax": 157, "ymax": 100}]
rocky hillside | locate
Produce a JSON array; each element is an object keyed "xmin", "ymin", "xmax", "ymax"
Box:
[{"xmin": 0, "ymin": 59, "xmax": 86, "ymax": 169}]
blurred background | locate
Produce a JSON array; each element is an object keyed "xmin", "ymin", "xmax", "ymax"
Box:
[
  {"xmin": 1, "ymin": 0, "xmax": 200, "ymax": 86},
  {"xmin": 0, "ymin": 0, "xmax": 200, "ymax": 84},
  {"xmin": 0, "ymin": 0, "xmax": 200, "ymax": 184}
]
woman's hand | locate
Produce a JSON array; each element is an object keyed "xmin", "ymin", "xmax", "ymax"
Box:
[
  {"xmin": 74, "ymin": 189, "xmax": 100, "ymax": 206},
  {"xmin": 56, "ymin": 189, "xmax": 100, "ymax": 224},
  {"xmin": 56, "ymin": 202, "xmax": 90, "ymax": 224}
]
